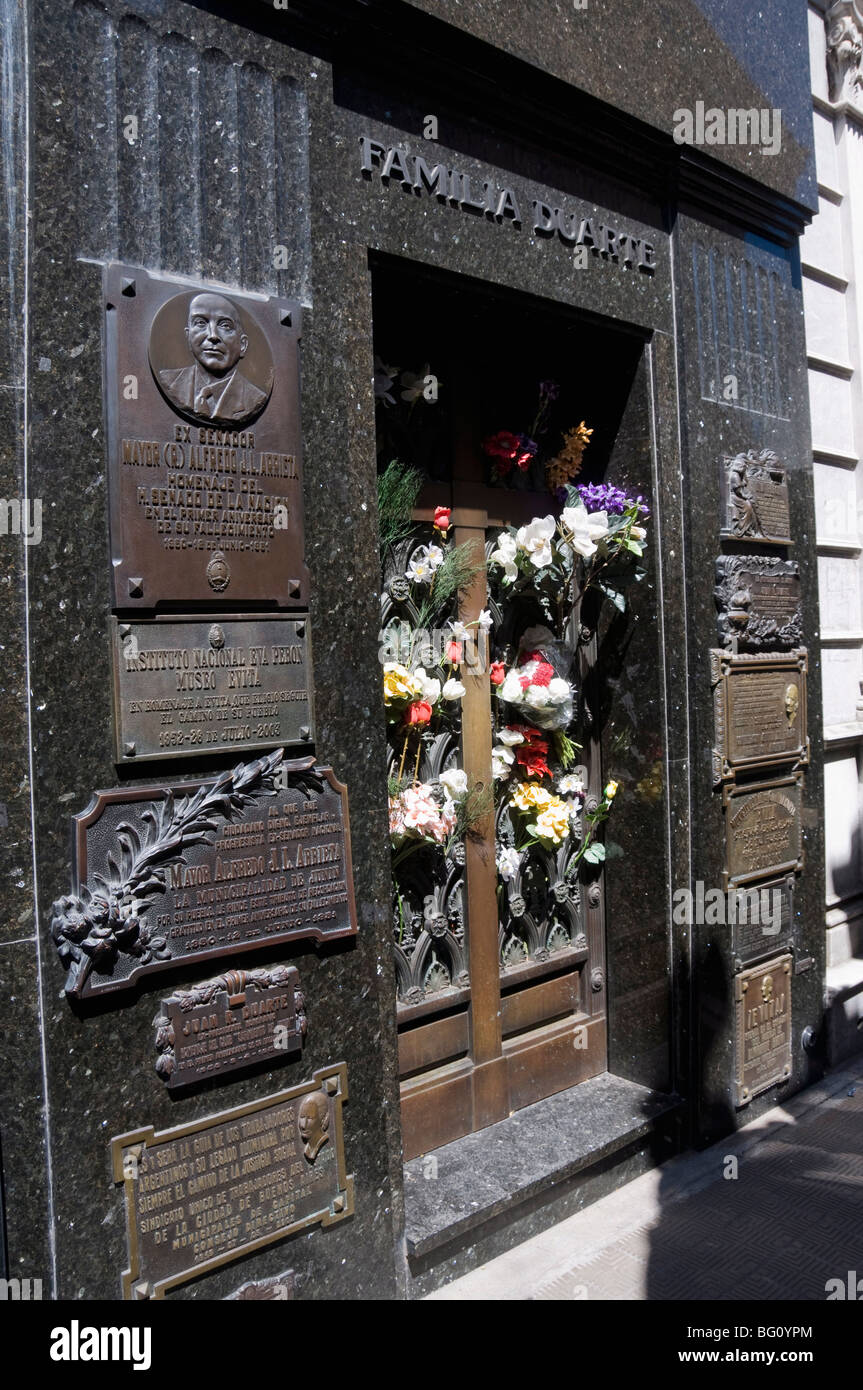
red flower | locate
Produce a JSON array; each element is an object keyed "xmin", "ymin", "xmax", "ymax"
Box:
[
  {"xmin": 446, "ymin": 640, "xmax": 463, "ymax": 666},
  {"xmin": 508, "ymin": 724, "xmax": 546, "ymax": 747},
  {"xmin": 404, "ymin": 701, "xmax": 433, "ymax": 726},
  {"xmin": 490, "ymin": 662, "xmax": 506, "ymax": 686},
  {"xmin": 529, "ymin": 661, "xmax": 555, "ymax": 688},
  {"xmin": 434, "ymin": 506, "xmax": 451, "ymax": 533},
  {"xmin": 515, "ymin": 746, "xmax": 552, "ymax": 779}
]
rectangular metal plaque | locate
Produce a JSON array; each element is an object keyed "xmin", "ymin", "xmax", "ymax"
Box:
[
  {"xmin": 112, "ymin": 613, "xmax": 313, "ymax": 763},
  {"xmin": 731, "ymin": 875, "xmax": 795, "ymax": 969},
  {"xmin": 723, "ymin": 774, "xmax": 803, "ymax": 888},
  {"xmin": 720, "ymin": 449, "xmax": 792, "ymax": 546},
  {"xmin": 52, "ymin": 752, "xmax": 357, "ymax": 1000},
  {"xmin": 734, "ymin": 955, "xmax": 792, "ymax": 1106},
  {"xmin": 113, "ymin": 1065, "xmax": 353, "ymax": 1299},
  {"xmin": 155, "ymin": 964, "xmax": 306, "ymax": 1089},
  {"xmin": 104, "ymin": 263, "xmax": 308, "ymax": 610},
  {"xmin": 715, "ymin": 556, "xmax": 802, "ymax": 650},
  {"xmin": 711, "ymin": 648, "xmax": 808, "ymax": 784}
]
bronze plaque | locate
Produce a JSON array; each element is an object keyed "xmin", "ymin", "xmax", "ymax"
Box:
[
  {"xmin": 154, "ymin": 964, "xmax": 306, "ymax": 1089},
  {"xmin": 731, "ymin": 875, "xmax": 795, "ymax": 969},
  {"xmin": 723, "ymin": 774, "xmax": 803, "ymax": 888},
  {"xmin": 50, "ymin": 751, "xmax": 357, "ymax": 1000},
  {"xmin": 734, "ymin": 955, "xmax": 792, "ymax": 1106},
  {"xmin": 715, "ymin": 556, "xmax": 802, "ymax": 650},
  {"xmin": 104, "ymin": 263, "xmax": 308, "ymax": 610},
  {"xmin": 112, "ymin": 1064, "xmax": 353, "ymax": 1299},
  {"xmin": 720, "ymin": 449, "xmax": 792, "ymax": 545},
  {"xmin": 711, "ymin": 648, "xmax": 808, "ymax": 784},
  {"xmin": 112, "ymin": 613, "xmax": 313, "ymax": 763}
]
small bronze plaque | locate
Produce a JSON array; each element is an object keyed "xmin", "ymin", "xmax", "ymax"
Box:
[
  {"xmin": 720, "ymin": 449, "xmax": 792, "ymax": 546},
  {"xmin": 711, "ymin": 648, "xmax": 808, "ymax": 784},
  {"xmin": 155, "ymin": 964, "xmax": 306, "ymax": 1089},
  {"xmin": 723, "ymin": 774, "xmax": 803, "ymax": 888},
  {"xmin": 112, "ymin": 613, "xmax": 313, "ymax": 763},
  {"xmin": 734, "ymin": 955, "xmax": 792, "ymax": 1106},
  {"xmin": 113, "ymin": 1065, "xmax": 353, "ymax": 1299},
  {"xmin": 104, "ymin": 263, "xmax": 308, "ymax": 610},
  {"xmin": 51, "ymin": 751, "xmax": 357, "ymax": 1000},
  {"xmin": 731, "ymin": 875, "xmax": 795, "ymax": 969},
  {"xmin": 715, "ymin": 556, "xmax": 802, "ymax": 650}
]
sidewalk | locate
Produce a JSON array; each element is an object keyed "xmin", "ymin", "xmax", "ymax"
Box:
[{"xmin": 426, "ymin": 1062, "xmax": 863, "ymax": 1300}]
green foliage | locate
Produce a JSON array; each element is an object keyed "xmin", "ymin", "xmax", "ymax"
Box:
[
  {"xmin": 377, "ymin": 459, "xmax": 423, "ymax": 551},
  {"xmin": 415, "ymin": 540, "xmax": 485, "ymax": 630},
  {"xmin": 552, "ymin": 729, "xmax": 581, "ymax": 769}
]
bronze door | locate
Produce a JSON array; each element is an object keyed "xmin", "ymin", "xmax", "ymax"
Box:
[{"xmin": 385, "ymin": 442, "xmax": 608, "ymax": 1160}]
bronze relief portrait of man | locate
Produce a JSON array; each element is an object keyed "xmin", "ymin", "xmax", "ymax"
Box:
[{"xmin": 149, "ymin": 289, "xmax": 274, "ymax": 427}]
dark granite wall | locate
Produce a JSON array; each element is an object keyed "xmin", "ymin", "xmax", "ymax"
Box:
[
  {"xmin": 25, "ymin": 0, "xmax": 401, "ymax": 1299},
  {"xmin": 0, "ymin": 0, "xmax": 822, "ymax": 1298}
]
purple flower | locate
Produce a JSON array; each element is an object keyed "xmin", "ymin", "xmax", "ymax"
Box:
[
  {"xmin": 577, "ymin": 482, "xmax": 650, "ymax": 518},
  {"xmin": 539, "ymin": 380, "xmax": 560, "ymax": 402}
]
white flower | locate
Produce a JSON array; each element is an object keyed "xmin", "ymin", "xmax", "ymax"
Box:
[
  {"xmin": 558, "ymin": 774, "xmax": 585, "ymax": 796},
  {"xmin": 413, "ymin": 668, "xmax": 441, "ymax": 703},
  {"xmin": 442, "ymin": 678, "xmax": 466, "ymax": 701},
  {"xmin": 405, "ymin": 544, "xmax": 445, "ymax": 584},
  {"xmin": 631, "ymin": 524, "xmax": 646, "ymax": 540},
  {"xmin": 497, "ymin": 728, "xmax": 524, "ymax": 746},
  {"xmin": 406, "ymin": 556, "xmax": 435, "ymax": 583},
  {"xmin": 560, "ymin": 507, "xmax": 610, "ymax": 559},
  {"xmin": 516, "ymin": 515, "xmax": 556, "ymax": 569},
  {"xmin": 500, "ymin": 669, "xmax": 525, "ymax": 703},
  {"xmin": 373, "ymin": 355, "xmax": 398, "ymax": 404},
  {"xmin": 439, "ymin": 768, "xmax": 469, "ymax": 800},
  {"xmin": 497, "ymin": 847, "xmax": 521, "ymax": 882},
  {"xmin": 492, "ymin": 747, "xmax": 513, "ymax": 779},
  {"xmin": 477, "ymin": 609, "xmax": 493, "ymax": 632},
  {"xmin": 490, "ymin": 531, "xmax": 519, "ymax": 582},
  {"xmin": 547, "ymin": 678, "xmax": 572, "ymax": 705},
  {"xmin": 449, "ymin": 620, "xmax": 470, "ymax": 640}
]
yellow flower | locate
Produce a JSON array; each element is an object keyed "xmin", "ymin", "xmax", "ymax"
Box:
[
  {"xmin": 510, "ymin": 784, "xmax": 553, "ymax": 814},
  {"xmin": 604, "ymin": 780, "xmax": 619, "ymax": 800},
  {"xmin": 534, "ymin": 797, "xmax": 571, "ymax": 847},
  {"xmin": 383, "ymin": 662, "xmax": 421, "ymax": 705}
]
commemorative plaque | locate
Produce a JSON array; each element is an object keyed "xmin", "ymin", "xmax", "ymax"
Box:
[
  {"xmin": 723, "ymin": 774, "xmax": 803, "ymax": 888},
  {"xmin": 715, "ymin": 556, "xmax": 802, "ymax": 650},
  {"xmin": 104, "ymin": 263, "xmax": 308, "ymax": 609},
  {"xmin": 113, "ymin": 1064, "xmax": 353, "ymax": 1299},
  {"xmin": 154, "ymin": 964, "xmax": 306, "ymax": 1089},
  {"xmin": 50, "ymin": 750, "xmax": 357, "ymax": 1000},
  {"xmin": 734, "ymin": 955, "xmax": 792, "ymax": 1106},
  {"xmin": 711, "ymin": 648, "xmax": 808, "ymax": 784},
  {"xmin": 731, "ymin": 875, "xmax": 795, "ymax": 970},
  {"xmin": 112, "ymin": 614, "xmax": 313, "ymax": 763},
  {"xmin": 719, "ymin": 449, "xmax": 792, "ymax": 546}
]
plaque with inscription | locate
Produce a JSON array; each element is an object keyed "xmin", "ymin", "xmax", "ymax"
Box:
[
  {"xmin": 104, "ymin": 263, "xmax": 308, "ymax": 610},
  {"xmin": 734, "ymin": 955, "xmax": 792, "ymax": 1106},
  {"xmin": 731, "ymin": 875, "xmax": 795, "ymax": 970},
  {"xmin": 715, "ymin": 556, "xmax": 802, "ymax": 650},
  {"xmin": 723, "ymin": 774, "xmax": 803, "ymax": 888},
  {"xmin": 711, "ymin": 648, "xmax": 808, "ymax": 784},
  {"xmin": 112, "ymin": 613, "xmax": 313, "ymax": 763},
  {"xmin": 50, "ymin": 750, "xmax": 357, "ymax": 1000},
  {"xmin": 113, "ymin": 1065, "xmax": 353, "ymax": 1299},
  {"xmin": 154, "ymin": 964, "xmax": 306, "ymax": 1089},
  {"xmin": 719, "ymin": 449, "xmax": 792, "ymax": 546}
]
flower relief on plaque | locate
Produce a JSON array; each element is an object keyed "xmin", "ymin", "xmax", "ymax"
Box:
[{"xmin": 373, "ymin": 308, "xmax": 650, "ymax": 1152}]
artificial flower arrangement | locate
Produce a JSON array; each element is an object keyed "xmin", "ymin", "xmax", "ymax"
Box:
[
  {"xmin": 487, "ymin": 477, "xmax": 649, "ymax": 873},
  {"xmin": 377, "ymin": 382, "xmax": 650, "ymax": 984},
  {"xmin": 378, "ymin": 461, "xmax": 491, "ymax": 867},
  {"xmin": 481, "ymin": 379, "xmax": 594, "ymax": 494}
]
